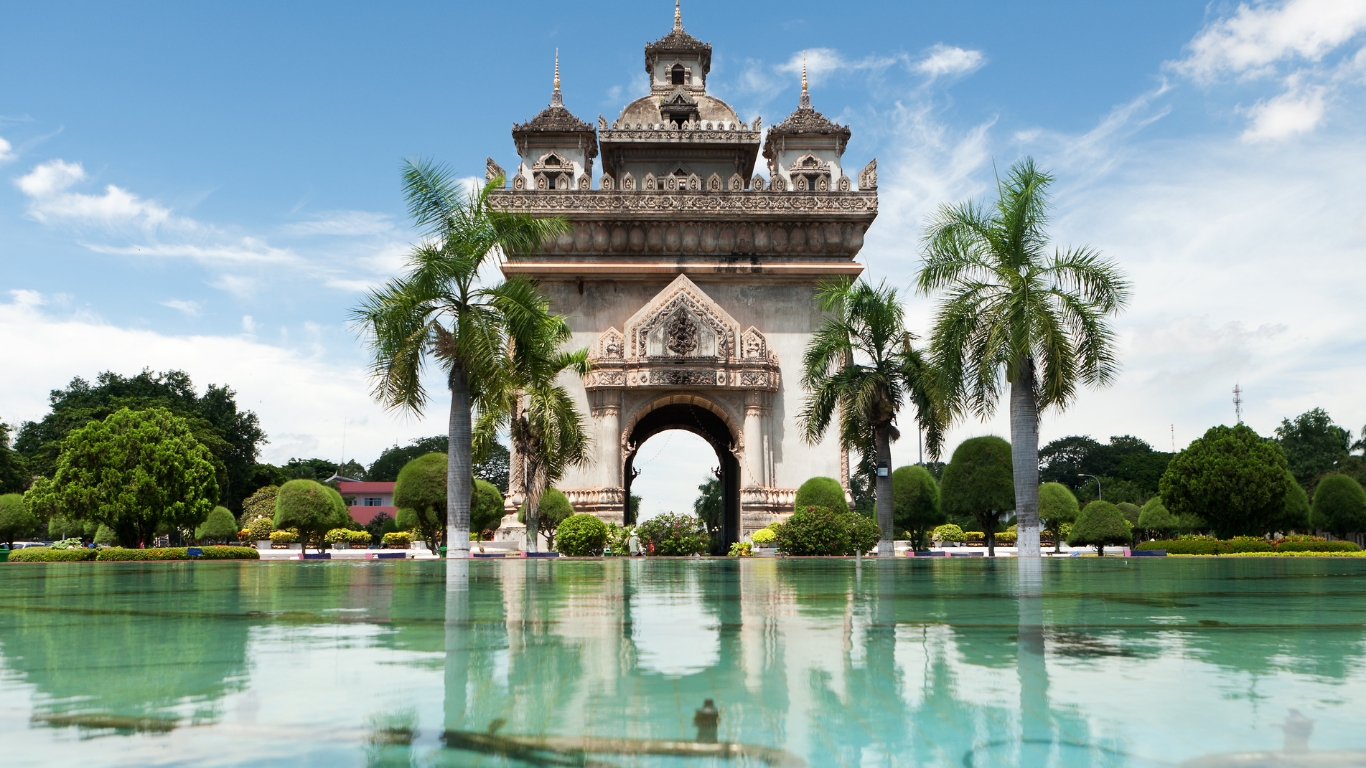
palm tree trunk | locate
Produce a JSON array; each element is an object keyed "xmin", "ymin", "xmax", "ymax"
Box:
[
  {"xmin": 447, "ymin": 364, "xmax": 472, "ymax": 559},
  {"xmin": 523, "ymin": 456, "xmax": 544, "ymax": 554},
  {"xmin": 874, "ymin": 423, "xmax": 894, "ymax": 557},
  {"xmin": 1010, "ymin": 362, "xmax": 1042, "ymax": 558}
]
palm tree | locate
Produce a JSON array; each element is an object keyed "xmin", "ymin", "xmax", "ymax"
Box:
[
  {"xmin": 476, "ymin": 303, "xmax": 591, "ymax": 553},
  {"xmin": 354, "ymin": 159, "xmax": 568, "ymax": 558},
  {"xmin": 799, "ymin": 278, "xmax": 944, "ymax": 556},
  {"xmin": 917, "ymin": 158, "xmax": 1129, "ymax": 558}
]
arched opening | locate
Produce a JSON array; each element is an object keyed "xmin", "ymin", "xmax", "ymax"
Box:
[
  {"xmin": 670, "ymin": 63, "xmax": 687, "ymax": 85},
  {"xmin": 623, "ymin": 402, "xmax": 740, "ymax": 553}
]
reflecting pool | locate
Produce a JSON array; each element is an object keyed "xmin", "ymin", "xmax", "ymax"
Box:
[{"xmin": 3, "ymin": 558, "xmax": 1366, "ymax": 766}]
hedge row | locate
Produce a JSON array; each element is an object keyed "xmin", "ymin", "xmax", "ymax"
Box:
[
  {"xmin": 9, "ymin": 546, "xmax": 259, "ymax": 562},
  {"xmin": 1136, "ymin": 538, "xmax": 1361, "ymax": 555}
]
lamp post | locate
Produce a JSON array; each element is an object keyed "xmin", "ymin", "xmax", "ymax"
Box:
[{"xmin": 1078, "ymin": 474, "xmax": 1102, "ymax": 501}]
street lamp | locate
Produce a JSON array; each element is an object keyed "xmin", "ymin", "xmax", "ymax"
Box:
[{"xmin": 1078, "ymin": 474, "xmax": 1102, "ymax": 501}]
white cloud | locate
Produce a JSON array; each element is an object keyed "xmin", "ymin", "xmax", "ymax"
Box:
[
  {"xmin": 16, "ymin": 159, "xmax": 174, "ymax": 228},
  {"xmin": 1240, "ymin": 84, "xmax": 1326, "ymax": 141},
  {"xmin": 0, "ymin": 292, "xmax": 446, "ymax": 464},
  {"xmin": 778, "ymin": 48, "xmax": 902, "ymax": 86},
  {"xmin": 161, "ymin": 299, "xmax": 201, "ymax": 317},
  {"xmin": 281, "ymin": 210, "xmax": 394, "ymax": 237},
  {"xmin": 0, "ymin": 136, "xmax": 13, "ymax": 163},
  {"xmin": 913, "ymin": 44, "xmax": 986, "ymax": 80},
  {"xmin": 242, "ymin": 315, "xmax": 257, "ymax": 335},
  {"xmin": 85, "ymin": 239, "xmax": 297, "ymax": 265},
  {"xmin": 1175, "ymin": 0, "xmax": 1366, "ymax": 82}
]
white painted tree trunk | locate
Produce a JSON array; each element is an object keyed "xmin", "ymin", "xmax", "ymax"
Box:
[
  {"xmin": 875, "ymin": 424, "xmax": 894, "ymax": 557},
  {"xmin": 446, "ymin": 365, "xmax": 472, "ymax": 559},
  {"xmin": 1010, "ymin": 363, "xmax": 1041, "ymax": 558}
]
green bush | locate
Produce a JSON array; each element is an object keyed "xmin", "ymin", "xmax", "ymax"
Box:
[
  {"xmin": 1068, "ymin": 501, "xmax": 1132, "ymax": 556},
  {"xmin": 773, "ymin": 506, "xmax": 879, "ymax": 556},
  {"xmin": 275, "ymin": 479, "xmax": 350, "ymax": 552},
  {"xmin": 556, "ymin": 514, "xmax": 609, "ymax": 556},
  {"xmin": 8, "ymin": 546, "xmax": 97, "ymax": 562},
  {"xmin": 472, "ymin": 479, "xmax": 505, "ymax": 537},
  {"xmin": 95, "ymin": 546, "xmax": 259, "ymax": 561},
  {"xmin": 932, "ymin": 523, "xmax": 966, "ymax": 543},
  {"xmin": 347, "ymin": 530, "xmax": 372, "ymax": 546},
  {"xmin": 195, "ymin": 506, "xmax": 239, "ymax": 544},
  {"xmin": 637, "ymin": 512, "xmax": 710, "ymax": 556},
  {"xmin": 324, "ymin": 528, "xmax": 354, "ymax": 544},
  {"xmin": 1312, "ymin": 474, "xmax": 1366, "ymax": 540},
  {"xmin": 793, "ymin": 477, "xmax": 848, "ymax": 512},
  {"xmin": 519, "ymin": 488, "xmax": 576, "ymax": 550},
  {"xmin": 382, "ymin": 532, "xmax": 411, "ymax": 548},
  {"xmin": 964, "ymin": 531, "xmax": 985, "ymax": 543},
  {"xmin": 728, "ymin": 541, "xmax": 752, "ymax": 557},
  {"xmin": 1277, "ymin": 539, "xmax": 1360, "ymax": 552},
  {"xmin": 603, "ymin": 523, "xmax": 633, "ymax": 556},
  {"xmin": 892, "ymin": 465, "xmax": 942, "ymax": 550},
  {"xmin": 50, "ymin": 538, "xmax": 83, "ymax": 549},
  {"xmin": 269, "ymin": 530, "xmax": 298, "ymax": 545},
  {"xmin": 1224, "ymin": 536, "xmax": 1272, "ymax": 553},
  {"xmin": 1039, "ymin": 482, "xmax": 1079, "ymax": 551},
  {"xmin": 940, "ymin": 436, "xmax": 1014, "ymax": 553},
  {"xmin": 393, "ymin": 453, "xmax": 447, "ymax": 552},
  {"xmin": 245, "ymin": 517, "xmax": 274, "ymax": 541},
  {"xmin": 751, "ymin": 528, "xmax": 776, "ymax": 545},
  {"xmin": 995, "ymin": 531, "xmax": 1017, "ymax": 545},
  {"xmin": 1138, "ymin": 498, "xmax": 1178, "ymax": 537}
]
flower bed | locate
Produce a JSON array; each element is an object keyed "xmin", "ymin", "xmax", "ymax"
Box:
[{"xmin": 10, "ymin": 546, "xmax": 259, "ymax": 562}]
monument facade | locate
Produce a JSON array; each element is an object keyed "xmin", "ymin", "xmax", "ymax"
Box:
[{"xmin": 488, "ymin": 6, "xmax": 878, "ymax": 548}]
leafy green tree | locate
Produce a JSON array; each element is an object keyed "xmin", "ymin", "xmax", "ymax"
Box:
[
  {"xmin": 1116, "ymin": 502, "xmax": 1141, "ymax": 545},
  {"xmin": 1274, "ymin": 472, "xmax": 1312, "ymax": 534},
  {"xmin": 471, "ymin": 479, "xmax": 505, "ymax": 538},
  {"xmin": 25, "ymin": 407, "xmax": 218, "ymax": 547},
  {"xmin": 1276, "ymin": 408, "xmax": 1351, "ymax": 492},
  {"xmin": 518, "ymin": 488, "xmax": 574, "ymax": 550},
  {"xmin": 794, "ymin": 476, "xmax": 849, "ymax": 512},
  {"xmin": 1067, "ymin": 501, "xmax": 1131, "ymax": 556},
  {"xmin": 0, "ymin": 494, "xmax": 39, "ymax": 547},
  {"xmin": 14, "ymin": 370, "xmax": 264, "ymax": 513},
  {"xmin": 1159, "ymin": 424, "xmax": 1291, "ymax": 539},
  {"xmin": 0, "ymin": 421, "xmax": 27, "ymax": 494},
  {"xmin": 919, "ymin": 159, "xmax": 1129, "ymax": 558},
  {"xmin": 892, "ymin": 465, "xmax": 942, "ymax": 550},
  {"xmin": 940, "ymin": 436, "xmax": 1015, "ymax": 556},
  {"xmin": 1311, "ymin": 474, "xmax": 1366, "ymax": 540},
  {"xmin": 353, "ymin": 160, "xmax": 568, "ymax": 559},
  {"xmin": 1037, "ymin": 482, "xmax": 1079, "ymax": 553},
  {"xmin": 195, "ymin": 506, "xmax": 239, "ymax": 544},
  {"xmin": 94, "ymin": 524, "xmax": 116, "ymax": 545},
  {"xmin": 694, "ymin": 476, "xmax": 723, "ymax": 539},
  {"xmin": 240, "ymin": 485, "xmax": 279, "ymax": 524},
  {"xmin": 274, "ymin": 479, "xmax": 349, "ymax": 553},
  {"xmin": 393, "ymin": 453, "xmax": 448, "ymax": 553},
  {"xmin": 366, "ymin": 436, "xmax": 448, "ymax": 483},
  {"xmin": 798, "ymin": 279, "xmax": 942, "ymax": 556},
  {"xmin": 1137, "ymin": 498, "xmax": 1178, "ymax": 539}
]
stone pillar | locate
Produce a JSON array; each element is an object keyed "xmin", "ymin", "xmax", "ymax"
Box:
[
  {"xmin": 743, "ymin": 391, "xmax": 766, "ymax": 488},
  {"xmin": 597, "ymin": 391, "xmax": 622, "ymax": 489}
]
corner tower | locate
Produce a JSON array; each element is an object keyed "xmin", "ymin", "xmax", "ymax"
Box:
[{"xmin": 487, "ymin": 6, "xmax": 879, "ymax": 548}]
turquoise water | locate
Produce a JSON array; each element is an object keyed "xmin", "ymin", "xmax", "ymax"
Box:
[{"xmin": 2, "ymin": 558, "xmax": 1366, "ymax": 767}]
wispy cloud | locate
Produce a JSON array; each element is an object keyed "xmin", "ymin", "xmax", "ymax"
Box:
[
  {"xmin": 85, "ymin": 239, "xmax": 297, "ymax": 265},
  {"xmin": 777, "ymin": 48, "xmax": 902, "ymax": 87},
  {"xmin": 160, "ymin": 299, "xmax": 201, "ymax": 317},
  {"xmin": 17, "ymin": 159, "xmax": 174, "ymax": 228},
  {"xmin": 1240, "ymin": 82, "xmax": 1327, "ymax": 141},
  {"xmin": 281, "ymin": 210, "xmax": 394, "ymax": 237},
  {"xmin": 912, "ymin": 44, "xmax": 986, "ymax": 81},
  {"xmin": 0, "ymin": 136, "xmax": 13, "ymax": 163}
]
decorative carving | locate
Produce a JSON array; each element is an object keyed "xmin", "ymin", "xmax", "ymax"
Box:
[
  {"xmin": 488, "ymin": 191, "xmax": 877, "ymax": 215},
  {"xmin": 837, "ymin": 175, "xmax": 851, "ymax": 192},
  {"xmin": 751, "ymin": 175, "xmax": 766, "ymax": 192},
  {"xmin": 513, "ymin": 175, "xmax": 526, "ymax": 190},
  {"xmin": 664, "ymin": 306, "xmax": 699, "ymax": 356},
  {"xmin": 741, "ymin": 327, "xmax": 767, "ymax": 359},
  {"xmin": 621, "ymin": 172, "xmax": 635, "ymax": 191},
  {"xmin": 794, "ymin": 175, "xmax": 808, "ymax": 191},
  {"xmin": 598, "ymin": 115, "xmax": 608, "ymax": 130},
  {"xmin": 687, "ymin": 173, "xmax": 701, "ymax": 191},
  {"xmin": 771, "ymin": 175, "xmax": 787, "ymax": 192},
  {"xmin": 600, "ymin": 173, "xmax": 614, "ymax": 191},
  {"xmin": 816, "ymin": 176, "xmax": 829, "ymax": 192},
  {"xmin": 729, "ymin": 173, "xmax": 745, "ymax": 192},
  {"xmin": 597, "ymin": 327, "xmax": 625, "ymax": 359},
  {"xmin": 598, "ymin": 129, "xmax": 759, "ymax": 144},
  {"xmin": 577, "ymin": 175, "xmax": 591, "ymax": 191},
  {"xmin": 486, "ymin": 157, "xmax": 505, "ymax": 182},
  {"xmin": 752, "ymin": 116, "xmax": 762, "ymax": 133},
  {"xmin": 859, "ymin": 159, "xmax": 877, "ymax": 190},
  {"xmin": 647, "ymin": 369, "xmax": 723, "ymax": 386},
  {"xmin": 707, "ymin": 173, "xmax": 723, "ymax": 192},
  {"xmin": 644, "ymin": 172, "xmax": 657, "ymax": 191},
  {"xmin": 739, "ymin": 371, "xmax": 769, "ymax": 387},
  {"xmin": 664, "ymin": 175, "xmax": 677, "ymax": 192}
]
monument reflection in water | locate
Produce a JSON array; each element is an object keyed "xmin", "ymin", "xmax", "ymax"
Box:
[{"xmin": 2, "ymin": 559, "xmax": 1366, "ymax": 766}]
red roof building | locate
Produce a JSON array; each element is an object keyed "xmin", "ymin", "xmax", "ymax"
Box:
[{"xmin": 339, "ymin": 481, "xmax": 396, "ymax": 525}]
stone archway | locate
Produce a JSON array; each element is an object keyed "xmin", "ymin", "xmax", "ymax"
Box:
[{"xmin": 622, "ymin": 399, "xmax": 741, "ymax": 553}]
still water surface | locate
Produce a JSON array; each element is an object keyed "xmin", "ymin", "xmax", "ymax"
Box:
[{"xmin": 2, "ymin": 558, "xmax": 1365, "ymax": 766}]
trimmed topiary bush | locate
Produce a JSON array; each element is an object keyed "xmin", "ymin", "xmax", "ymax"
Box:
[
  {"xmin": 196, "ymin": 506, "xmax": 239, "ymax": 544},
  {"xmin": 269, "ymin": 530, "xmax": 298, "ymax": 546},
  {"xmin": 324, "ymin": 528, "xmax": 354, "ymax": 545},
  {"xmin": 556, "ymin": 513, "xmax": 609, "ymax": 556},
  {"xmin": 393, "ymin": 453, "xmax": 447, "ymax": 553},
  {"xmin": 1312, "ymin": 474, "xmax": 1366, "ymax": 540},
  {"xmin": 275, "ymin": 479, "xmax": 350, "ymax": 553},
  {"xmin": 1276, "ymin": 539, "xmax": 1360, "ymax": 552},
  {"xmin": 892, "ymin": 465, "xmax": 943, "ymax": 551},
  {"xmin": 8, "ymin": 546, "xmax": 97, "ymax": 562},
  {"xmin": 472, "ymin": 479, "xmax": 505, "ymax": 538},
  {"xmin": 1068, "ymin": 501, "xmax": 1132, "ymax": 556},
  {"xmin": 1138, "ymin": 498, "xmax": 1178, "ymax": 538},
  {"xmin": 773, "ymin": 506, "xmax": 880, "ymax": 556},
  {"xmin": 940, "ymin": 436, "xmax": 1015, "ymax": 556},
  {"xmin": 1038, "ymin": 483, "xmax": 1079, "ymax": 553},
  {"xmin": 347, "ymin": 530, "xmax": 372, "ymax": 546},
  {"xmin": 1224, "ymin": 536, "xmax": 1273, "ymax": 553},
  {"xmin": 793, "ymin": 477, "xmax": 849, "ymax": 512},
  {"xmin": 751, "ymin": 528, "xmax": 776, "ymax": 545},
  {"xmin": 245, "ymin": 517, "xmax": 274, "ymax": 541},
  {"xmin": 637, "ymin": 512, "xmax": 710, "ymax": 556},
  {"xmin": 932, "ymin": 523, "xmax": 966, "ymax": 543},
  {"xmin": 382, "ymin": 532, "xmax": 411, "ymax": 548},
  {"xmin": 95, "ymin": 546, "xmax": 259, "ymax": 561}
]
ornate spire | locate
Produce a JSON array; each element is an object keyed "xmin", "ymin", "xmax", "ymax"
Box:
[
  {"xmin": 551, "ymin": 49, "xmax": 563, "ymax": 107},
  {"xmin": 800, "ymin": 52, "xmax": 810, "ymax": 109},
  {"xmin": 674, "ymin": 0, "xmax": 682, "ymax": 31}
]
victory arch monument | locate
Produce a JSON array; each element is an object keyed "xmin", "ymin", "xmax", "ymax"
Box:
[{"xmin": 488, "ymin": 7, "xmax": 878, "ymax": 549}]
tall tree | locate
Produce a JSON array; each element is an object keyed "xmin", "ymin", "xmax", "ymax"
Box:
[
  {"xmin": 476, "ymin": 301, "xmax": 590, "ymax": 554},
  {"xmin": 919, "ymin": 158, "xmax": 1129, "ymax": 557},
  {"xmin": 354, "ymin": 160, "xmax": 567, "ymax": 558},
  {"xmin": 0, "ymin": 420, "xmax": 26, "ymax": 495},
  {"xmin": 1159, "ymin": 424, "xmax": 1291, "ymax": 539},
  {"xmin": 798, "ymin": 279, "xmax": 943, "ymax": 557},
  {"xmin": 694, "ymin": 475, "xmax": 723, "ymax": 539},
  {"xmin": 1275, "ymin": 408, "xmax": 1351, "ymax": 492},
  {"xmin": 14, "ymin": 370, "xmax": 265, "ymax": 513}
]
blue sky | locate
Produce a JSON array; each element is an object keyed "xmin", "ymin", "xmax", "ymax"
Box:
[{"xmin": 3, "ymin": 1, "xmax": 1365, "ymax": 516}]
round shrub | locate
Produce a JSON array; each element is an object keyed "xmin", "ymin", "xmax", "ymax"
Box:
[
  {"xmin": 269, "ymin": 530, "xmax": 298, "ymax": 545},
  {"xmin": 382, "ymin": 531, "xmax": 411, "ymax": 548},
  {"xmin": 793, "ymin": 477, "xmax": 848, "ymax": 512},
  {"xmin": 1116, "ymin": 502, "xmax": 1142, "ymax": 529},
  {"xmin": 1138, "ymin": 498, "xmax": 1178, "ymax": 538},
  {"xmin": 892, "ymin": 465, "xmax": 943, "ymax": 550},
  {"xmin": 1312, "ymin": 474, "xmax": 1366, "ymax": 540},
  {"xmin": 751, "ymin": 528, "xmax": 776, "ymax": 545},
  {"xmin": 932, "ymin": 523, "xmax": 966, "ymax": 543},
  {"xmin": 324, "ymin": 528, "xmax": 354, "ymax": 545},
  {"xmin": 472, "ymin": 479, "xmax": 505, "ymax": 537},
  {"xmin": 0, "ymin": 494, "xmax": 39, "ymax": 547},
  {"xmin": 245, "ymin": 517, "xmax": 274, "ymax": 541},
  {"xmin": 195, "ymin": 506, "xmax": 239, "ymax": 544},
  {"xmin": 241, "ymin": 485, "xmax": 279, "ymax": 524},
  {"xmin": 275, "ymin": 479, "xmax": 350, "ymax": 552},
  {"xmin": 772, "ymin": 507, "xmax": 879, "ymax": 556},
  {"xmin": 556, "ymin": 513, "xmax": 609, "ymax": 556},
  {"xmin": 1039, "ymin": 482, "xmax": 1079, "ymax": 550},
  {"xmin": 1068, "ymin": 501, "xmax": 1132, "ymax": 556},
  {"xmin": 847, "ymin": 513, "xmax": 881, "ymax": 555},
  {"xmin": 394, "ymin": 453, "xmax": 447, "ymax": 553},
  {"xmin": 636, "ymin": 512, "xmax": 710, "ymax": 556}
]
